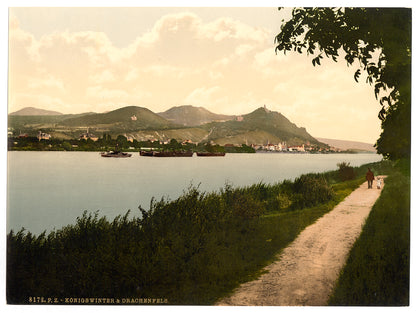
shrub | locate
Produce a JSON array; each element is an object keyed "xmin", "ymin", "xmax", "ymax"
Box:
[
  {"xmin": 292, "ymin": 174, "xmax": 334, "ymax": 209},
  {"xmin": 229, "ymin": 191, "xmax": 265, "ymax": 220},
  {"xmin": 271, "ymin": 193, "xmax": 292, "ymax": 211},
  {"xmin": 337, "ymin": 162, "xmax": 356, "ymax": 181}
]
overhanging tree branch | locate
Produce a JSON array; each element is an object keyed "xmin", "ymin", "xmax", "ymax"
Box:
[{"xmin": 274, "ymin": 7, "xmax": 411, "ymax": 159}]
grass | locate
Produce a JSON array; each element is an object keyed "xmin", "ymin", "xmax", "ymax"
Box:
[{"xmin": 328, "ymin": 159, "xmax": 410, "ymax": 305}]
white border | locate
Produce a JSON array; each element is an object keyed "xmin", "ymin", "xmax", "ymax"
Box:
[{"xmin": 2, "ymin": 2, "xmax": 415, "ymax": 313}]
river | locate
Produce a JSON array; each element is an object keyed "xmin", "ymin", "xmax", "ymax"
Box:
[{"xmin": 7, "ymin": 151, "xmax": 382, "ymax": 234}]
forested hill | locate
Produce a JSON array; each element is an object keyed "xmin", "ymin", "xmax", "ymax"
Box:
[
  {"xmin": 59, "ymin": 106, "xmax": 177, "ymax": 130},
  {"xmin": 202, "ymin": 106, "xmax": 321, "ymax": 146}
]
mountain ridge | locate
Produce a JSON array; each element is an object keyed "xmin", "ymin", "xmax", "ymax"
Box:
[
  {"xmin": 10, "ymin": 107, "xmax": 63, "ymax": 116},
  {"xmin": 158, "ymin": 105, "xmax": 234, "ymax": 126},
  {"xmin": 8, "ymin": 105, "xmax": 327, "ymax": 148}
]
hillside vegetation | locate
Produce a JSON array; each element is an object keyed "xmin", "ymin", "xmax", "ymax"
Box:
[
  {"xmin": 8, "ymin": 113, "xmax": 93, "ymax": 131},
  {"xmin": 203, "ymin": 107, "xmax": 322, "ymax": 146},
  {"xmin": 60, "ymin": 106, "xmax": 177, "ymax": 130}
]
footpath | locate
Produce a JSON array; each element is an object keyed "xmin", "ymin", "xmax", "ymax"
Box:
[{"xmin": 217, "ymin": 177, "xmax": 386, "ymax": 306}]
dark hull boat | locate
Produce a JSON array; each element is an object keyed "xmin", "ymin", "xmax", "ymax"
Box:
[
  {"xmin": 196, "ymin": 152, "xmax": 226, "ymax": 157},
  {"xmin": 152, "ymin": 150, "xmax": 194, "ymax": 157},
  {"xmin": 139, "ymin": 150, "xmax": 154, "ymax": 156},
  {"xmin": 101, "ymin": 151, "xmax": 132, "ymax": 158}
]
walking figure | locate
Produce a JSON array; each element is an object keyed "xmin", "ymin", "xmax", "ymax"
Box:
[{"xmin": 366, "ymin": 168, "xmax": 375, "ymax": 189}]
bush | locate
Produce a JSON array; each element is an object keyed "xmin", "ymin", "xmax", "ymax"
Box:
[
  {"xmin": 229, "ymin": 191, "xmax": 265, "ymax": 220},
  {"xmin": 270, "ymin": 193, "xmax": 292, "ymax": 211},
  {"xmin": 292, "ymin": 174, "xmax": 334, "ymax": 209},
  {"xmin": 337, "ymin": 162, "xmax": 356, "ymax": 181}
]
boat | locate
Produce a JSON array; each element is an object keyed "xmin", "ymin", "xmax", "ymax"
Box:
[
  {"xmin": 152, "ymin": 150, "xmax": 194, "ymax": 157},
  {"xmin": 100, "ymin": 151, "xmax": 132, "ymax": 158},
  {"xmin": 196, "ymin": 152, "xmax": 226, "ymax": 157},
  {"xmin": 152, "ymin": 151, "xmax": 174, "ymax": 157},
  {"xmin": 173, "ymin": 150, "xmax": 194, "ymax": 157},
  {"xmin": 139, "ymin": 150, "xmax": 154, "ymax": 156},
  {"xmin": 101, "ymin": 143, "xmax": 132, "ymax": 158}
]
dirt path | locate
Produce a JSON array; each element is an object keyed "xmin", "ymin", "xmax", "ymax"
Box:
[{"xmin": 217, "ymin": 177, "xmax": 386, "ymax": 306}]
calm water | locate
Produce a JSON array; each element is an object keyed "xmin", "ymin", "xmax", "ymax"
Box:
[{"xmin": 7, "ymin": 151, "xmax": 382, "ymax": 234}]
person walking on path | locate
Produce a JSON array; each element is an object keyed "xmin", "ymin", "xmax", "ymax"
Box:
[
  {"xmin": 217, "ymin": 176, "xmax": 386, "ymax": 306},
  {"xmin": 366, "ymin": 168, "xmax": 375, "ymax": 189}
]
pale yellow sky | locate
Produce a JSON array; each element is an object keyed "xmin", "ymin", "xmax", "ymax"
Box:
[{"xmin": 8, "ymin": 6, "xmax": 383, "ymax": 143}]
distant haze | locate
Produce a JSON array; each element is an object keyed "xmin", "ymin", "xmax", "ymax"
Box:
[{"xmin": 316, "ymin": 138, "xmax": 376, "ymax": 152}]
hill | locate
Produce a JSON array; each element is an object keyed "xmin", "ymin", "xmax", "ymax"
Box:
[
  {"xmin": 316, "ymin": 137, "xmax": 376, "ymax": 152},
  {"xmin": 203, "ymin": 106, "xmax": 324, "ymax": 146},
  {"xmin": 59, "ymin": 106, "xmax": 176, "ymax": 130},
  {"xmin": 9, "ymin": 107, "xmax": 63, "ymax": 116},
  {"xmin": 8, "ymin": 113, "xmax": 95, "ymax": 133},
  {"xmin": 158, "ymin": 105, "xmax": 234, "ymax": 126}
]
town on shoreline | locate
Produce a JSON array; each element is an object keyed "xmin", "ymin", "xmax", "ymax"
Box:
[{"xmin": 8, "ymin": 132, "xmax": 372, "ymax": 154}]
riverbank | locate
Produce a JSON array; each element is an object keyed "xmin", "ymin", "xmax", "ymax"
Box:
[{"xmin": 6, "ymin": 160, "xmax": 394, "ymax": 304}]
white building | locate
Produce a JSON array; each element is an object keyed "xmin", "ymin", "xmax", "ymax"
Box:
[
  {"xmin": 37, "ymin": 131, "xmax": 51, "ymax": 141},
  {"xmin": 79, "ymin": 129, "xmax": 98, "ymax": 141}
]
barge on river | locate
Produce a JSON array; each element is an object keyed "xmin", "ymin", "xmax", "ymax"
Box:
[
  {"xmin": 101, "ymin": 151, "xmax": 132, "ymax": 158},
  {"xmin": 140, "ymin": 150, "xmax": 193, "ymax": 157},
  {"xmin": 196, "ymin": 152, "xmax": 226, "ymax": 157},
  {"xmin": 139, "ymin": 150, "xmax": 226, "ymax": 157}
]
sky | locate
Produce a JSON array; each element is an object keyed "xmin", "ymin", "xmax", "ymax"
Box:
[{"xmin": 7, "ymin": 4, "xmax": 388, "ymax": 144}]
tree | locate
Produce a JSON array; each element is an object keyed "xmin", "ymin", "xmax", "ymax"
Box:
[
  {"xmin": 62, "ymin": 141, "xmax": 72, "ymax": 151},
  {"xmin": 168, "ymin": 138, "xmax": 181, "ymax": 150},
  {"xmin": 116, "ymin": 135, "xmax": 129, "ymax": 149},
  {"xmin": 275, "ymin": 8, "xmax": 411, "ymax": 159},
  {"xmin": 102, "ymin": 133, "xmax": 112, "ymax": 142}
]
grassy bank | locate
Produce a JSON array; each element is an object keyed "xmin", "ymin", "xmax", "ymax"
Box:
[
  {"xmin": 328, "ymin": 159, "xmax": 410, "ymax": 305},
  {"xmin": 7, "ymin": 161, "xmax": 394, "ymax": 305}
]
